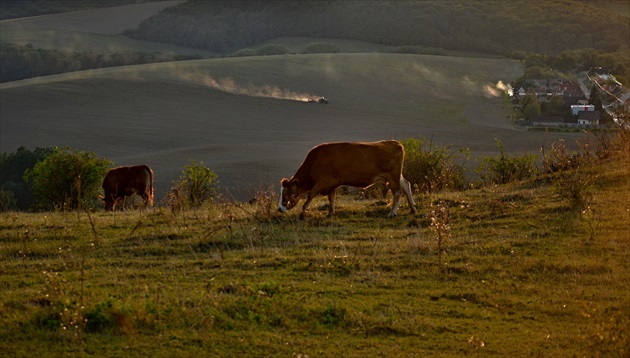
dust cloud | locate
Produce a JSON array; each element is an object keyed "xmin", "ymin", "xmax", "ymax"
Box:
[
  {"xmin": 482, "ymin": 80, "xmax": 513, "ymax": 98},
  {"xmin": 172, "ymin": 70, "xmax": 321, "ymax": 102}
]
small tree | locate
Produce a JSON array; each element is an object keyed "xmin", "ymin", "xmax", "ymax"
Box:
[
  {"xmin": 168, "ymin": 160, "xmax": 218, "ymax": 209},
  {"xmin": 24, "ymin": 147, "xmax": 111, "ymax": 211},
  {"xmin": 520, "ymin": 93, "xmax": 541, "ymax": 119}
]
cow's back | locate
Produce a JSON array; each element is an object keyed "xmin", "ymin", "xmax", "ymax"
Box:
[
  {"xmin": 103, "ymin": 165, "xmax": 152, "ymax": 194},
  {"xmin": 298, "ymin": 140, "xmax": 404, "ymax": 187}
]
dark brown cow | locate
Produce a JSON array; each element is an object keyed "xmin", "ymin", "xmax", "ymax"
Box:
[
  {"xmin": 279, "ymin": 140, "xmax": 416, "ymax": 217},
  {"xmin": 100, "ymin": 164, "xmax": 154, "ymax": 211}
]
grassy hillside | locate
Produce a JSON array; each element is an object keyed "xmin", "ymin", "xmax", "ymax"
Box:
[
  {"xmin": 0, "ymin": 52, "xmax": 587, "ymax": 200},
  {"xmin": 127, "ymin": 0, "xmax": 629, "ymax": 55},
  {"xmin": 0, "ymin": 1, "xmax": 209, "ymax": 56},
  {"xmin": 0, "ymin": 149, "xmax": 628, "ymax": 356}
]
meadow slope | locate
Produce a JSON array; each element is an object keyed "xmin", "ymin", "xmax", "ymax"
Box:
[
  {"xmin": 0, "ymin": 152, "xmax": 628, "ymax": 356},
  {"xmin": 0, "ymin": 1, "xmax": 212, "ymax": 56},
  {"xmin": 1, "ymin": 53, "xmax": 585, "ymax": 200}
]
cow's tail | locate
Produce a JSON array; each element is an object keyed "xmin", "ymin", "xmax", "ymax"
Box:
[{"xmin": 146, "ymin": 164, "xmax": 154, "ymax": 207}]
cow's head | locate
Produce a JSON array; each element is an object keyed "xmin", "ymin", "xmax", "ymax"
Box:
[
  {"xmin": 99, "ymin": 195, "xmax": 116, "ymax": 211},
  {"xmin": 278, "ymin": 178, "xmax": 300, "ymax": 212}
]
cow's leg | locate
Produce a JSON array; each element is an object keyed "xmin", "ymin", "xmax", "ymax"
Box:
[
  {"xmin": 301, "ymin": 193, "xmax": 315, "ymax": 218},
  {"xmin": 401, "ymin": 177, "xmax": 416, "ymax": 214},
  {"xmin": 110, "ymin": 196, "xmax": 119, "ymax": 211},
  {"xmin": 389, "ymin": 189, "xmax": 403, "ymax": 217},
  {"xmin": 327, "ymin": 189, "xmax": 336, "ymax": 216},
  {"xmin": 386, "ymin": 176, "xmax": 403, "ymax": 217},
  {"xmin": 301, "ymin": 183, "xmax": 329, "ymax": 218},
  {"xmin": 141, "ymin": 191, "xmax": 150, "ymax": 210}
]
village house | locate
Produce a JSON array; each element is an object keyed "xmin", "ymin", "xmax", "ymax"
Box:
[{"xmin": 577, "ymin": 110, "xmax": 600, "ymax": 126}]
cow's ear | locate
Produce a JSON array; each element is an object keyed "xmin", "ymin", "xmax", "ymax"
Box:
[
  {"xmin": 98, "ymin": 195, "xmax": 105, "ymax": 202},
  {"xmin": 281, "ymin": 178, "xmax": 289, "ymax": 187}
]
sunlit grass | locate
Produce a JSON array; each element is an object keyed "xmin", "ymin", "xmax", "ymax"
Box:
[{"xmin": 1, "ymin": 154, "xmax": 628, "ymax": 356}]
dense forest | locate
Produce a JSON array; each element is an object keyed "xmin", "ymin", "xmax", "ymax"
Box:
[{"xmin": 126, "ymin": 0, "xmax": 629, "ymax": 55}]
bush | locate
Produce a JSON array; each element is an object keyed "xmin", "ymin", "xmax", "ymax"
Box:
[
  {"xmin": 23, "ymin": 147, "xmax": 112, "ymax": 211},
  {"xmin": 476, "ymin": 139, "xmax": 538, "ymax": 185},
  {"xmin": 541, "ymin": 138, "xmax": 596, "ymax": 211},
  {"xmin": 0, "ymin": 189, "xmax": 17, "ymax": 212},
  {"xmin": 0, "ymin": 146, "xmax": 53, "ymax": 210},
  {"xmin": 541, "ymin": 138, "xmax": 593, "ymax": 174},
  {"xmin": 401, "ymin": 137, "xmax": 468, "ymax": 193},
  {"xmin": 301, "ymin": 42, "xmax": 340, "ymax": 54},
  {"xmin": 231, "ymin": 48, "xmax": 258, "ymax": 57},
  {"xmin": 167, "ymin": 160, "xmax": 218, "ymax": 209}
]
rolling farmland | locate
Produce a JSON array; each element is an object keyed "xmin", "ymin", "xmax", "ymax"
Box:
[{"xmin": 0, "ymin": 53, "xmax": 584, "ymax": 200}]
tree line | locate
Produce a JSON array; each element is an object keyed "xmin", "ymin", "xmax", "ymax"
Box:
[
  {"xmin": 0, "ymin": 42, "xmax": 201, "ymax": 83},
  {"xmin": 0, "ymin": 0, "xmax": 158, "ymax": 20}
]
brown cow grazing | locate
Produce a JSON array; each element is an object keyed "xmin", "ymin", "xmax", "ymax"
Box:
[
  {"xmin": 100, "ymin": 164, "xmax": 154, "ymax": 211},
  {"xmin": 279, "ymin": 140, "xmax": 416, "ymax": 218}
]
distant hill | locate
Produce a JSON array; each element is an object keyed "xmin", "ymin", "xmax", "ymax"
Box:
[
  {"xmin": 2, "ymin": 1, "xmax": 628, "ymax": 84},
  {"xmin": 0, "ymin": 1, "xmax": 212, "ymax": 82},
  {"xmin": 126, "ymin": 0, "xmax": 629, "ymax": 55}
]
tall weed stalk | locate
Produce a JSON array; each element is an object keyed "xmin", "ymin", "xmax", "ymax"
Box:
[{"xmin": 429, "ymin": 200, "xmax": 451, "ymax": 272}]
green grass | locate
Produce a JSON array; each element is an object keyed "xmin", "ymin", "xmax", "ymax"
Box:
[{"xmin": 1, "ymin": 154, "xmax": 628, "ymax": 356}]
